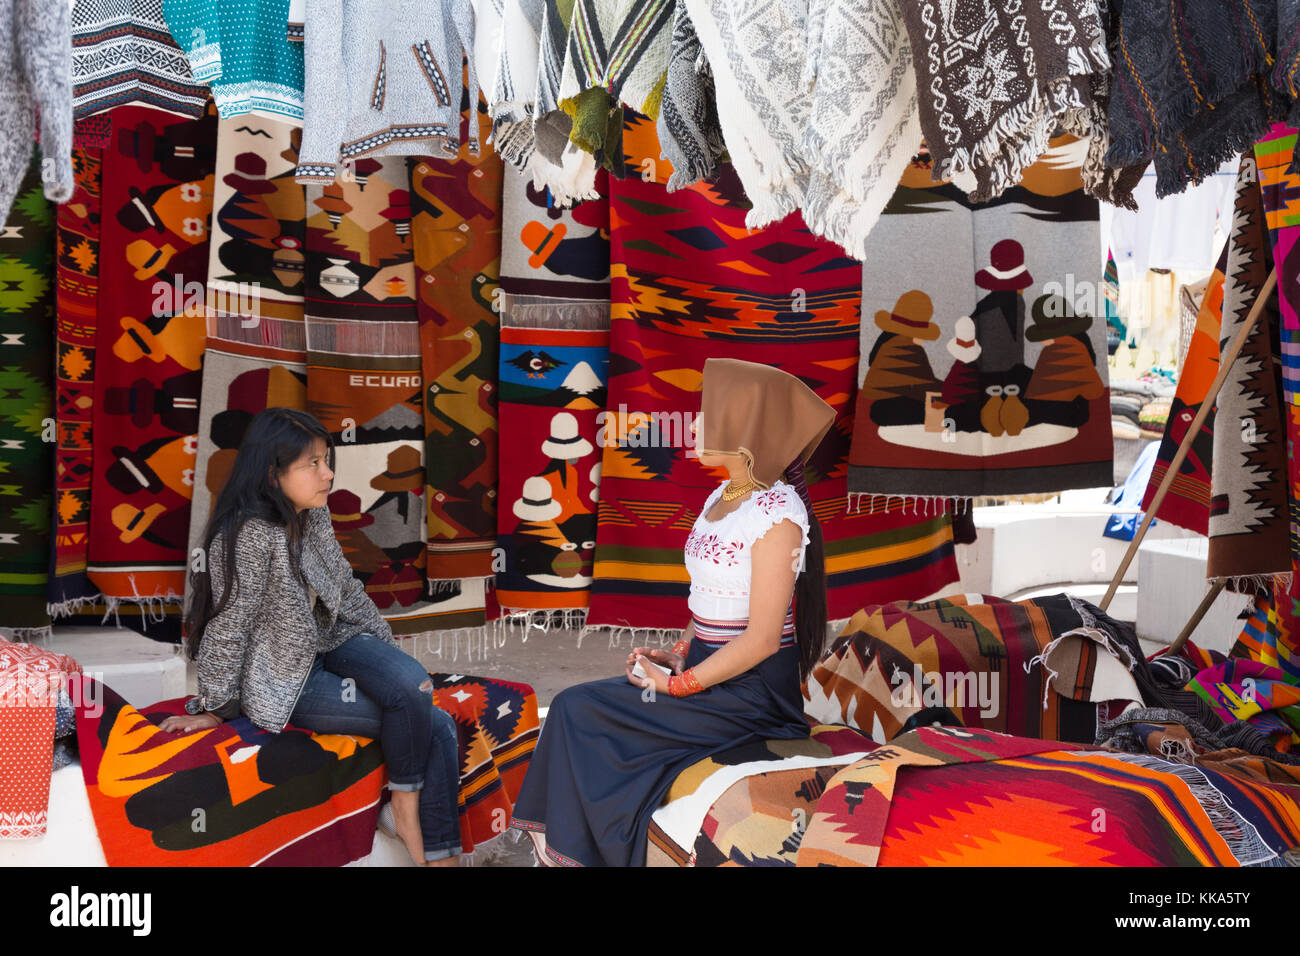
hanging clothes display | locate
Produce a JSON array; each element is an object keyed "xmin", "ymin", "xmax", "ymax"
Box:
[
  {"xmin": 0, "ymin": 0, "xmax": 73, "ymax": 230},
  {"xmin": 409, "ymin": 102, "xmax": 504, "ymax": 585},
  {"xmin": 160, "ymin": 0, "xmax": 306, "ymax": 120},
  {"xmin": 895, "ymin": 0, "xmax": 1109, "ymax": 204},
  {"xmin": 848, "ymin": 136, "xmax": 1113, "ymax": 502},
  {"xmin": 1105, "ymin": 0, "xmax": 1285, "ymax": 198},
  {"xmin": 71, "ymin": 0, "xmax": 211, "ymax": 120}
]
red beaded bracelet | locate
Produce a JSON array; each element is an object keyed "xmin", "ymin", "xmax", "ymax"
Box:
[
  {"xmin": 668, "ymin": 667, "xmax": 705, "ymax": 698},
  {"xmin": 671, "ymin": 639, "xmax": 690, "ymax": 658}
]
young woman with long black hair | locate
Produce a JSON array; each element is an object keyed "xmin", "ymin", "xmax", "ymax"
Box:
[
  {"xmin": 508, "ymin": 358, "xmax": 836, "ymax": 866},
  {"xmin": 158, "ymin": 407, "xmax": 461, "ymax": 867}
]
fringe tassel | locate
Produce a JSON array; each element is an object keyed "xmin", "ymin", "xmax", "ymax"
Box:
[
  {"xmin": 576, "ymin": 623, "xmax": 683, "ymax": 649},
  {"xmin": 844, "ymin": 493, "xmax": 976, "ymax": 518},
  {"xmin": 1208, "ymin": 572, "xmax": 1294, "ymax": 595},
  {"xmin": 1069, "ymin": 750, "xmax": 1278, "ymax": 866}
]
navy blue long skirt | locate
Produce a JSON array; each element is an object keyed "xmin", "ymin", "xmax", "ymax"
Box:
[{"xmin": 508, "ymin": 640, "xmax": 809, "ymax": 866}]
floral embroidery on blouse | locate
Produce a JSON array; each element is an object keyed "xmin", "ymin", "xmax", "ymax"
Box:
[
  {"xmin": 683, "ymin": 529, "xmax": 746, "ymax": 567},
  {"xmin": 753, "ymin": 488, "xmax": 792, "ymax": 515}
]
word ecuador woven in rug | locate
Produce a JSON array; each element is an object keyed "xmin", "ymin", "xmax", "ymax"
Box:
[
  {"xmin": 0, "ymin": 154, "xmax": 56, "ymax": 630},
  {"xmin": 86, "ymin": 105, "xmax": 217, "ymax": 603},
  {"xmin": 303, "ymin": 157, "xmax": 486, "ymax": 636},
  {"xmin": 848, "ymin": 137, "xmax": 1113, "ymax": 502},
  {"xmin": 584, "ymin": 115, "xmax": 958, "ymax": 633},
  {"xmin": 410, "ymin": 100, "xmax": 504, "ymax": 584}
]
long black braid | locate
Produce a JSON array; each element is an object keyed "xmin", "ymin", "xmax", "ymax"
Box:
[{"xmin": 782, "ymin": 455, "xmax": 828, "ymax": 682}]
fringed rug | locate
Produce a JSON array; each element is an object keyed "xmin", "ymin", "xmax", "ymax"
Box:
[
  {"xmin": 584, "ymin": 115, "xmax": 957, "ymax": 636},
  {"xmin": 187, "ymin": 113, "xmax": 309, "ymax": 576},
  {"xmin": 495, "ymin": 319, "xmax": 608, "ymax": 618},
  {"xmin": 0, "ymin": 153, "xmax": 57, "ymax": 630},
  {"xmin": 427, "ymin": 672, "xmax": 540, "ymax": 855},
  {"xmin": 492, "ymin": 151, "xmax": 612, "ymax": 626},
  {"xmin": 87, "ymin": 104, "xmax": 217, "ymax": 603},
  {"xmin": 409, "ymin": 100, "xmax": 504, "ymax": 584},
  {"xmin": 1206, "ymin": 155, "xmax": 1290, "ymax": 585},
  {"xmin": 848, "ymin": 137, "xmax": 1113, "ymax": 502},
  {"xmin": 50, "ymin": 131, "xmax": 106, "ymax": 619}
]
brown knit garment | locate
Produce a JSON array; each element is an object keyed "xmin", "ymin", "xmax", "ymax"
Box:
[{"xmin": 698, "ymin": 358, "xmax": 835, "ymax": 489}]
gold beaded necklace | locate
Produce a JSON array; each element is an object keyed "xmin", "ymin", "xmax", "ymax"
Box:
[{"xmin": 720, "ymin": 477, "xmax": 756, "ymax": 501}]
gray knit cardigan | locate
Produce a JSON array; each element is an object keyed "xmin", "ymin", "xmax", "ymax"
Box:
[
  {"xmin": 185, "ymin": 506, "xmax": 396, "ymax": 732},
  {"xmin": 1, "ymin": 0, "xmax": 75, "ymax": 229}
]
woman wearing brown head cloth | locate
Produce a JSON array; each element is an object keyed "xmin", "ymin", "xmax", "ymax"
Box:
[{"xmin": 508, "ymin": 359, "xmax": 836, "ymax": 867}]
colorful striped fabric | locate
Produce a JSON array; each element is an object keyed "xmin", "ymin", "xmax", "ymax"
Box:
[
  {"xmin": 584, "ymin": 114, "xmax": 957, "ymax": 634},
  {"xmin": 1233, "ymin": 578, "xmax": 1300, "ymax": 682},
  {"xmin": 692, "ymin": 612, "xmax": 795, "ymax": 649}
]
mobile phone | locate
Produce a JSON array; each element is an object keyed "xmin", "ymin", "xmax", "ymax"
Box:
[{"xmin": 631, "ymin": 658, "xmax": 673, "ymax": 680}]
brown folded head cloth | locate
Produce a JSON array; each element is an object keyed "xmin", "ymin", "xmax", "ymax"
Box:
[{"xmin": 698, "ymin": 358, "xmax": 836, "ymax": 489}]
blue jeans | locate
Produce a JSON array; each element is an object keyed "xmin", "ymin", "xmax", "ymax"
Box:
[{"xmin": 288, "ymin": 633, "xmax": 462, "ymax": 861}]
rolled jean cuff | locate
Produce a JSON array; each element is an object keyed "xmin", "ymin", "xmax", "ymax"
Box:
[
  {"xmin": 425, "ymin": 843, "xmax": 462, "ymax": 862},
  {"xmin": 387, "ymin": 779, "xmax": 424, "ymax": 793}
]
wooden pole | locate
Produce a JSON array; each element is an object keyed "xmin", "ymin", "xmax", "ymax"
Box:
[
  {"xmin": 1099, "ymin": 267, "xmax": 1278, "ymax": 612},
  {"xmin": 1167, "ymin": 579, "xmax": 1227, "ymax": 656}
]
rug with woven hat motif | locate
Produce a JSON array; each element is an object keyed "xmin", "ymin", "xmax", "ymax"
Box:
[
  {"xmin": 489, "ymin": 146, "xmax": 612, "ymax": 625},
  {"xmin": 0, "ymin": 153, "xmax": 56, "ymax": 631},
  {"xmin": 87, "ymin": 105, "xmax": 217, "ymax": 605},
  {"xmin": 583, "ymin": 114, "xmax": 958, "ymax": 635},
  {"xmin": 186, "ymin": 113, "xmax": 310, "ymax": 607},
  {"xmin": 495, "ymin": 320, "xmax": 609, "ymax": 618},
  {"xmin": 409, "ymin": 99, "xmax": 504, "ymax": 586},
  {"xmin": 848, "ymin": 137, "xmax": 1113, "ymax": 503},
  {"xmin": 49, "ymin": 129, "xmax": 107, "ymax": 620}
]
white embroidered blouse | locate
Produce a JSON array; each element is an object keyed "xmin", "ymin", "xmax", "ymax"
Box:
[{"xmin": 683, "ymin": 480, "xmax": 811, "ymax": 622}]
